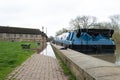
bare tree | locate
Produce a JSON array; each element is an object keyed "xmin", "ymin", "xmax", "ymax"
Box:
[
  {"xmin": 48, "ymin": 36, "xmax": 54, "ymax": 42},
  {"xmin": 56, "ymin": 28, "xmax": 68, "ymax": 36},
  {"xmin": 69, "ymin": 15, "xmax": 96, "ymax": 29},
  {"xmin": 93, "ymin": 22, "xmax": 113, "ymax": 29},
  {"xmin": 69, "ymin": 18, "xmax": 80, "ymax": 30},
  {"xmin": 109, "ymin": 15, "xmax": 120, "ymax": 30}
]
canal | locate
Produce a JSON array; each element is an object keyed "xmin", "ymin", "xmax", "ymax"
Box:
[
  {"xmin": 83, "ymin": 44, "xmax": 120, "ymax": 65},
  {"xmin": 40, "ymin": 42, "xmax": 56, "ymax": 58},
  {"xmin": 41, "ymin": 43, "xmax": 120, "ymax": 65},
  {"xmin": 115, "ymin": 44, "xmax": 120, "ymax": 65}
]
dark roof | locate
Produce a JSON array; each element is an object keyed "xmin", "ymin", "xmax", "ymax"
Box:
[
  {"xmin": 76, "ymin": 29, "xmax": 114, "ymax": 37},
  {"xmin": 0, "ymin": 26, "xmax": 42, "ymax": 34}
]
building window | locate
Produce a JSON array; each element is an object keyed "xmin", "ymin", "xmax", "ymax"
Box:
[
  {"xmin": 31, "ymin": 34, "xmax": 33, "ymax": 38},
  {"xmin": 0, "ymin": 33, "xmax": 3, "ymax": 38},
  {"xmin": 14, "ymin": 34, "xmax": 16, "ymax": 38},
  {"xmin": 36, "ymin": 35, "xmax": 38, "ymax": 38},
  {"xmin": 25, "ymin": 34, "xmax": 28, "ymax": 38},
  {"xmin": 6, "ymin": 33, "xmax": 10, "ymax": 38},
  {"xmin": 20, "ymin": 34, "xmax": 23, "ymax": 38}
]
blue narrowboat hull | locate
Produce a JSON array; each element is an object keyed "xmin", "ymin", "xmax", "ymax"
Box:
[
  {"xmin": 68, "ymin": 44, "xmax": 115, "ymax": 53},
  {"xmin": 54, "ymin": 29, "xmax": 116, "ymax": 54}
]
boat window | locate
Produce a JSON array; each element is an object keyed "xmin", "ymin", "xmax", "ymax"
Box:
[{"xmin": 70, "ymin": 32, "xmax": 74, "ymax": 41}]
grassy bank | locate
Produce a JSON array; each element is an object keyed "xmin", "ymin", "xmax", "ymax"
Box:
[
  {"xmin": 0, "ymin": 41, "xmax": 39, "ymax": 80},
  {"xmin": 52, "ymin": 45, "xmax": 76, "ymax": 80}
]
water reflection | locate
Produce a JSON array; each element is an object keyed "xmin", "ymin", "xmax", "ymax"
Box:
[
  {"xmin": 115, "ymin": 44, "xmax": 120, "ymax": 65},
  {"xmin": 91, "ymin": 54, "xmax": 115, "ymax": 63},
  {"xmin": 90, "ymin": 44, "xmax": 120, "ymax": 65},
  {"xmin": 40, "ymin": 42, "xmax": 56, "ymax": 58},
  {"xmin": 40, "ymin": 43, "xmax": 120, "ymax": 65}
]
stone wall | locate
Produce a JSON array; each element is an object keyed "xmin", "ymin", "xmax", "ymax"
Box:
[
  {"xmin": 0, "ymin": 33, "xmax": 42, "ymax": 42},
  {"xmin": 53, "ymin": 44, "xmax": 120, "ymax": 80}
]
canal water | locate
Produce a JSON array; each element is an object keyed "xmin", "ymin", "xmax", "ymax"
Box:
[
  {"xmin": 84, "ymin": 44, "xmax": 120, "ymax": 65},
  {"xmin": 40, "ymin": 42, "xmax": 56, "ymax": 58},
  {"xmin": 115, "ymin": 44, "xmax": 120, "ymax": 65},
  {"xmin": 40, "ymin": 43, "xmax": 120, "ymax": 65}
]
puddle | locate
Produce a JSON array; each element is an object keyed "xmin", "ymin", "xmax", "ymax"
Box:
[{"xmin": 40, "ymin": 42, "xmax": 56, "ymax": 58}]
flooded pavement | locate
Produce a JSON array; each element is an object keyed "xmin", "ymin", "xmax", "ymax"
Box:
[{"xmin": 40, "ymin": 42, "xmax": 56, "ymax": 58}]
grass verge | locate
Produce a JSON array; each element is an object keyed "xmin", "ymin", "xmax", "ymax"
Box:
[
  {"xmin": 0, "ymin": 41, "xmax": 39, "ymax": 80},
  {"xmin": 52, "ymin": 45, "xmax": 76, "ymax": 80}
]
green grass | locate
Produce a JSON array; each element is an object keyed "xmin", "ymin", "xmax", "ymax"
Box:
[
  {"xmin": 52, "ymin": 45, "xmax": 76, "ymax": 80},
  {"xmin": 0, "ymin": 41, "xmax": 39, "ymax": 80}
]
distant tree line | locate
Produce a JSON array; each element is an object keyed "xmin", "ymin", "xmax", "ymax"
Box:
[
  {"xmin": 55, "ymin": 14, "xmax": 120, "ymax": 44},
  {"xmin": 56, "ymin": 28, "xmax": 69, "ymax": 36}
]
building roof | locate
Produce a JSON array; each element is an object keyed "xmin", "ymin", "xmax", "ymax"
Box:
[{"xmin": 0, "ymin": 26, "xmax": 42, "ymax": 34}]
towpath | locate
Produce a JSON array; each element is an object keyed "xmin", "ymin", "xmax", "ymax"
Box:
[{"xmin": 6, "ymin": 43, "xmax": 68, "ymax": 80}]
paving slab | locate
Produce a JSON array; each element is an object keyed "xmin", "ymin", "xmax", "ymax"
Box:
[{"xmin": 6, "ymin": 44, "xmax": 68, "ymax": 80}]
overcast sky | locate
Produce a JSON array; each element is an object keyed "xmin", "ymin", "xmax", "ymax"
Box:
[{"xmin": 0, "ymin": 0, "xmax": 120, "ymax": 37}]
